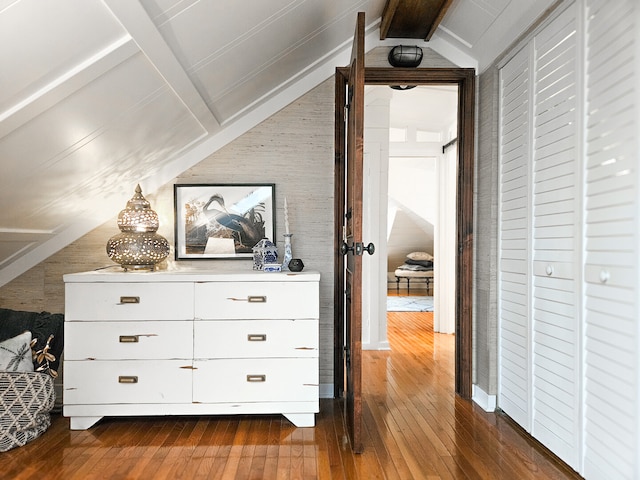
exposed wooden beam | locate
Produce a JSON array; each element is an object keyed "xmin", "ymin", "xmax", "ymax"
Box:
[
  {"xmin": 379, "ymin": 0, "xmax": 401, "ymax": 40},
  {"xmin": 425, "ymin": 0, "xmax": 454, "ymax": 40},
  {"xmin": 380, "ymin": 0, "xmax": 453, "ymax": 41}
]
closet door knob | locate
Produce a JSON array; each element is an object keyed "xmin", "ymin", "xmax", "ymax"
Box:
[
  {"xmin": 599, "ymin": 270, "xmax": 610, "ymax": 283},
  {"xmin": 545, "ymin": 265, "xmax": 554, "ymax": 276}
]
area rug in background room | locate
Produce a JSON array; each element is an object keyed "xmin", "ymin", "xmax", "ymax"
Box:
[{"xmin": 386, "ymin": 296, "xmax": 434, "ymax": 312}]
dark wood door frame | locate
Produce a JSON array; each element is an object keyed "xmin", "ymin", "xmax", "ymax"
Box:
[
  {"xmin": 333, "ymin": 67, "xmax": 349, "ymax": 398},
  {"xmin": 334, "ymin": 69, "xmax": 347, "ymax": 400},
  {"xmin": 334, "ymin": 67, "xmax": 475, "ymax": 400}
]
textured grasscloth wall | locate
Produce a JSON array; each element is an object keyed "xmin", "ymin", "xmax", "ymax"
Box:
[
  {"xmin": 474, "ymin": 66, "xmax": 499, "ymax": 395},
  {"xmin": 0, "ymin": 79, "xmax": 336, "ymax": 388}
]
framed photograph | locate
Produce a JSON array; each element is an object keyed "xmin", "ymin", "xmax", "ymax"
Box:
[{"xmin": 174, "ymin": 183, "xmax": 275, "ymax": 260}]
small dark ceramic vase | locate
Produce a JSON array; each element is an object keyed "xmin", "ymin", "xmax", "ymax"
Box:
[{"xmin": 289, "ymin": 258, "xmax": 304, "ymax": 272}]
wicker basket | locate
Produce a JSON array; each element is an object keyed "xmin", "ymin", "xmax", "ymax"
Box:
[{"xmin": 0, "ymin": 371, "xmax": 55, "ymax": 452}]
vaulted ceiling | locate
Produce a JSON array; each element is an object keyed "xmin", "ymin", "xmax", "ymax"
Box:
[{"xmin": 0, "ymin": 0, "xmax": 555, "ymax": 286}]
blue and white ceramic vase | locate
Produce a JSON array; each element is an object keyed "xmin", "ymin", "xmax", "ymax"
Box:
[
  {"xmin": 282, "ymin": 233, "xmax": 293, "ymax": 270},
  {"xmin": 252, "ymin": 238, "xmax": 278, "ymax": 270}
]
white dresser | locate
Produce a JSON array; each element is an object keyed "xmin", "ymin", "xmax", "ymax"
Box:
[{"xmin": 63, "ymin": 268, "xmax": 320, "ymax": 430}]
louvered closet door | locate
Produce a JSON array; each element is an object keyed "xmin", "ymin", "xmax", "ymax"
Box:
[
  {"xmin": 498, "ymin": 45, "xmax": 532, "ymax": 431},
  {"xmin": 583, "ymin": 0, "xmax": 639, "ymax": 478},
  {"xmin": 530, "ymin": 5, "xmax": 581, "ymax": 469}
]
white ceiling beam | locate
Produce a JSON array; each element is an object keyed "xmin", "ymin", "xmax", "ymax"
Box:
[{"xmin": 102, "ymin": 0, "xmax": 220, "ymax": 133}]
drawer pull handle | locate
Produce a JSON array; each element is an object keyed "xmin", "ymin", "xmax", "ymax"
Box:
[
  {"xmin": 118, "ymin": 376, "xmax": 138, "ymax": 384},
  {"xmin": 119, "ymin": 335, "xmax": 139, "ymax": 343},
  {"xmin": 248, "ymin": 334, "xmax": 267, "ymax": 342},
  {"xmin": 227, "ymin": 296, "xmax": 267, "ymax": 303},
  {"xmin": 246, "ymin": 374, "xmax": 266, "ymax": 382},
  {"xmin": 119, "ymin": 296, "xmax": 140, "ymax": 304}
]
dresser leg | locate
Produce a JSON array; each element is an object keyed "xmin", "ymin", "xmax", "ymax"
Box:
[
  {"xmin": 283, "ymin": 413, "xmax": 315, "ymax": 427},
  {"xmin": 69, "ymin": 416, "xmax": 103, "ymax": 430}
]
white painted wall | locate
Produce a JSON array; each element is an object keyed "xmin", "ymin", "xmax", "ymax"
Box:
[
  {"xmin": 434, "ymin": 130, "xmax": 457, "ymax": 334},
  {"xmin": 362, "ymin": 88, "xmax": 391, "ymax": 350}
]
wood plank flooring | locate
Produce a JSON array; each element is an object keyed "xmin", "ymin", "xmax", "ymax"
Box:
[{"xmin": 2, "ymin": 301, "xmax": 582, "ymax": 479}]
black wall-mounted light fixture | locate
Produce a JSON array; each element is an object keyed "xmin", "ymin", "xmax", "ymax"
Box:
[{"xmin": 388, "ymin": 45, "xmax": 423, "ymax": 68}]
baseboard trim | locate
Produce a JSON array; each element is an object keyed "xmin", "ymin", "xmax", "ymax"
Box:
[
  {"xmin": 320, "ymin": 384, "xmax": 334, "ymax": 399},
  {"xmin": 54, "ymin": 382, "xmax": 63, "ymax": 413},
  {"xmin": 472, "ymin": 384, "xmax": 496, "ymax": 412}
]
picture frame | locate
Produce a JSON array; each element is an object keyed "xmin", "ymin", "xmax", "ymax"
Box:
[{"xmin": 174, "ymin": 183, "xmax": 275, "ymax": 260}]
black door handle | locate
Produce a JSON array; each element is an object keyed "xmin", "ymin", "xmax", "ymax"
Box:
[
  {"xmin": 362, "ymin": 242, "xmax": 375, "ymax": 255},
  {"xmin": 340, "ymin": 242, "xmax": 353, "ymax": 255},
  {"xmin": 341, "ymin": 242, "xmax": 375, "ymax": 256}
]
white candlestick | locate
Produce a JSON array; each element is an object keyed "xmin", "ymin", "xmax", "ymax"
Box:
[{"xmin": 284, "ymin": 197, "xmax": 290, "ymax": 234}]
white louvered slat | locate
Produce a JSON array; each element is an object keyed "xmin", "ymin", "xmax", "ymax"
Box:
[
  {"xmin": 533, "ymin": 209, "xmax": 574, "ymax": 227},
  {"xmin": 583, "ymin": 0, "xmax": 639, "ymax": 479},
  {"xmin": 530, "ymin": 4, "xmax": 581, "ymax": 469},
  {"xmin": 498, "ymin": 44, "xmax": 532, "ymax": 431}
]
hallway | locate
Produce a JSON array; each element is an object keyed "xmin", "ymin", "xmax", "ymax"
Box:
[{"xmin": 360, "ymin": 307, "xmax": 580, "ymax": 478}]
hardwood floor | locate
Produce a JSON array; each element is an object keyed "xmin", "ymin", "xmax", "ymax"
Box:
[{"xmin": 3, "ymin": 300, "xmax": 582, "ymax": 479}]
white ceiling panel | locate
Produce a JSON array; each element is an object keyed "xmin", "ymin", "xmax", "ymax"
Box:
[
  {"xmin": 0, "ymin": 52, "xmax": 201, "ymax": 178},
  {"xmin": 440, "ymin": 0, "xmax": 504, "ymax": 47},
  {"xmin": 143, "ymin": 0, "xmax": 301, "ymax": 68},
  {"xmin": 0, "ymin": 52, "xmax": 205, "ymax": 231},
  {"xmin": 143, "ymin": 0, "xmax": 385, "ymax": 122},
  {"xmin": 200, "ymin": 6, "xmax": 371, "ymax": 120},
  {"xmin": 437, "ymin": 0, "xmax": 557, "ymax": 70},
  {"xmin": 0, "ymin": 0, "xmax": 125, "ymax": 113},
  {"xmin": 388, "ymin": 86, "xmax": 458, "ymax": 132},
  {"xmin": 0, "ymin": 229, "xmax": 56, "ymax": 271}
]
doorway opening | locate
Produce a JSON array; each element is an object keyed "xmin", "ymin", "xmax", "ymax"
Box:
[{"xmin": 361, "ymin": 84, "xmax": 459, "ymax": 352}]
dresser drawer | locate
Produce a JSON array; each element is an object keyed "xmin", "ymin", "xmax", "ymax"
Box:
[
  {"xmin": 193, "ymin": 358, "xmax": 318, "ymax": 403},
  {"xmin": 194, "ymin": 281, "xmax": 319, "ymax": 319},
  {"xmin": 65, "ymin": 282, "xmax": 194, "ymax": 321},
  {"xmin": 194, "ymin": 319, "xmax": 317, "ymax": 359},
  {"xmin": 65, "ymin": 321, "xmax": 193, "ymax": 360},
  {"xmin": 64, "ymin": 360, "xmax": 193, "ymax": 404}
]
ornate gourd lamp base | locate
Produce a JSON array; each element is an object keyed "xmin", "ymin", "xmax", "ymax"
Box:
[{"xmin": 106, "ymin": 185, "xmax": 169, "ymax": 271}]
